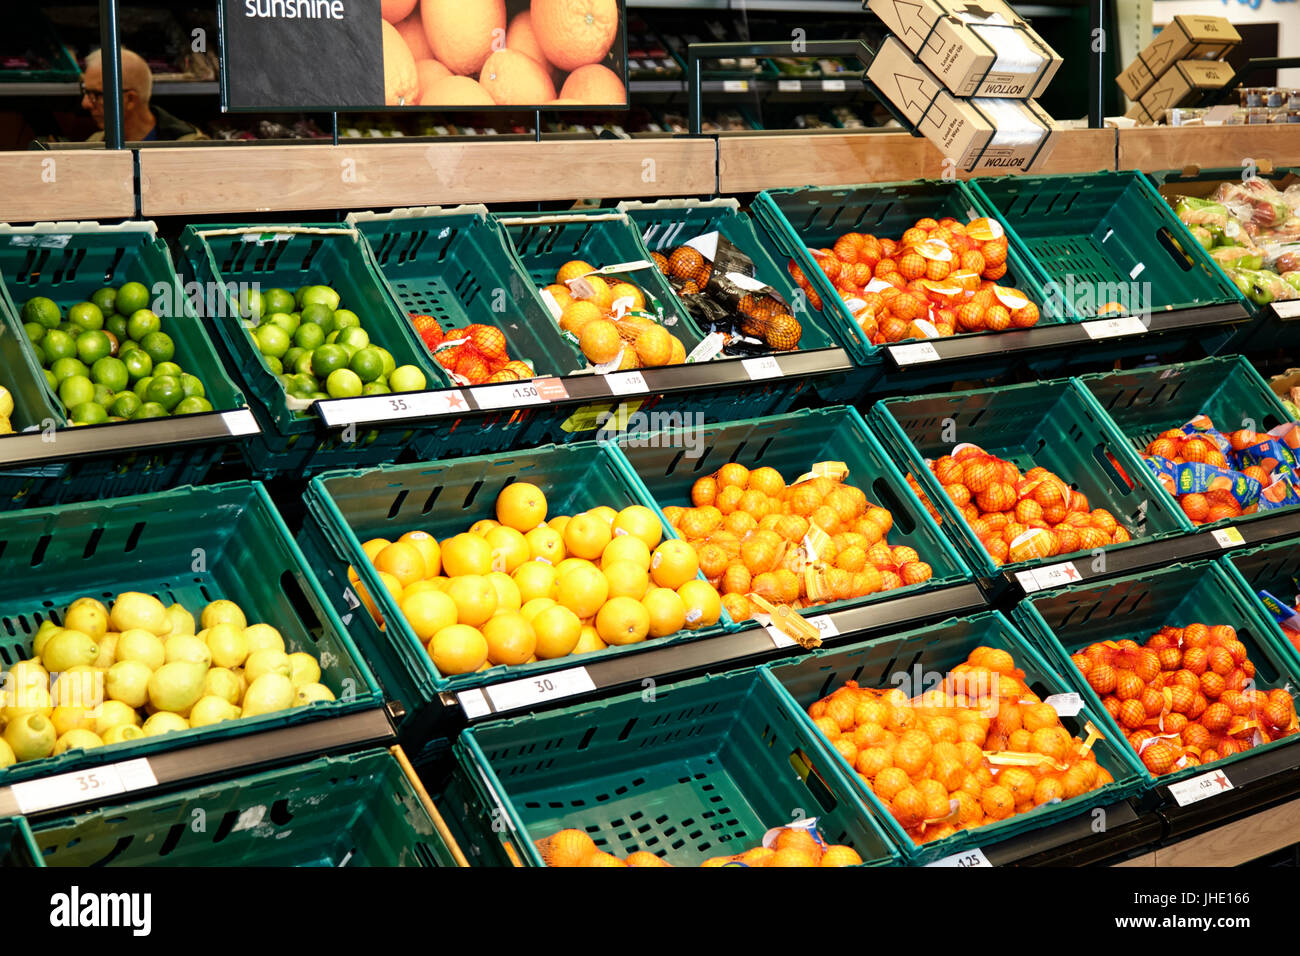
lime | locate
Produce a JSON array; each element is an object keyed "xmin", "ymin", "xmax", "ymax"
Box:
[
  {"xmin": 338, "ymin": 326, "xmax": 370, "ymax": 351},
  {"xmin": 362, "ymin": 381, "xmax": 391, "ymax": 395},
  {"xmin": 390, "ymin": 365, "xmax": 427, "ymax": 392},
  {"xmin": 124, "ymin": 349, "xmax": 153, "ymax": 381},
  {"xmin": 153, "ymin": 361, "xmax": 183, "ymax": 379},
  {"xmin": 309, "ymin": 391, "xmax": 330, "ymax": 401},
  {"xmin": 289, "ymin": 373, "xmax": 317, "ymax": 394},
  {"xmin": 311, "ymin": 344, "xmax": 349, "ymax": 379},
  {"xmin": 110, "ymin": 393, "xmax": 142, "ymax": 419},
  {"xmin": 58, "ymin": 321, "xmax": 80, "ymax": 336},
  {"xmin": 179, "ymin": 373, "xmax": 206, "ymax": 399},
  {"xmin": 58, "ymin": 375, "xmax": 95, "ymax": 408},
  {"xmin": 133, "ymin": 376, "xmax": 154, "ymax": 400},
  {"xmin": 32, "ymin": 343, "xmax": 46, "ymax": 366},
  {"xmin": 91, "ymin": 356, "xmax": 129, "ymax": 392},
  {"xmin": 263, "ymin": 288, "xmax": 296, "ymax": 315},
  {"xmin": 22, "ymin": 296, "xmax": 61, "ymax": 329},
  {"xmin": 300, "ymin": 303, "xmax": 335, "ymax": 334},
  {"xmin": 283, "ymin": 347, "xmax": 305, "ymax": 370},
  {"xmin": 23, "ymin": 321, "xmax": 44, "ymax": 343},
  {"xmin": 140, "ymin": 332, "xmax": 175, "ymax": 365},
  {"xmin": 174, "ymin": 396, "xmax": 214, "ymax": 415},
  {"xmin": 116, "ymin": 282, "xmax": 149, "ymax": 316},
  {"xmin": 76, "ymin": 330, "xmax": 112, "ymax": 365},
  {"xmin": 91, "ymin": 287, "xmax": 117, "ymax": 315},
  {"xmin": 145, "ymin": 376, "xmax": 184, "ymax": 412},
  {"xmin": 333, "ymin": 309, "xmax": 361, "ymax": 330},
  {"xmin": 132, "ymin": 402, "xmax": 167, "ymax": 420},
  {"xmin": 127, "ymin": 309, "xmax": 161, "ymax": 342},
  {"xmin": 92, "ymin": 383, "xmax": 115, "ymax": 407},
  {"xmin": 237, "ymin": 287, "xmax": 263, "ymax": 322},
  {"xmin": 265, "ymin": 355, "xmax": 284, "ymax": 375},
  {"xmin": 325, "ymin": 331, "xmax": 340, "ymax": 345},
  {"xmin": 375, "ymin": 347, "xmax": 397, "ymax": 377},
  {"xmin": 300, "ymin": 285, "xmax": 341, "ymax": 311},
  {"xmin": 266, "ymin": 311, "xmax": 300, "ymax": 336},
  {"xmin": 293, "ymin": 323, "xmax": 325, "ymax": 351},
  {"xmin": 69, "ymin": 402, "xmax": 108, "ymax": 425},
  {"xmin": 42, "ymin": 329, "xmax": 76, "ymax": 364},
  {"xmin": 349, "ymin": 347, "xmax": 385, "ymax": 384},
  {"xmin": 255, "ymin": 324, "xmax": 290, "ymax": 358},
  {"xmin": 106, "ymin": 314, "xmax": 128, "ymax": 341},
  {"xmin": 293, "ymin": 351, "xmax": 316, "ymax": 377},
  {"xmin": 326, "ymin": 368, "xmax": 363, "ymax": 399},
  {"xmin": 118, "ymin": 339, "xmax": 139, "ymax": 356},
  {"xmin": 51, "ymin": 357, "xmax": 89, "ymax": 383},
  {"xmin": 67, "ymin": 302, "xmax": 104, "ymax": 332},
  {"xmin": 43, "ymin": 369, "xmax": 56, "ymax": 391}
]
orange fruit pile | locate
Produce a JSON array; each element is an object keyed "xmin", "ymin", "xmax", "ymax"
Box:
[
  {"xmin": 349, "ymin": 483, "xmax": 724, "ymax": 674},
  {"xmin": 409, "ymin": 316, "xmax": 533, "ymax": 385},
  {"xmin": 663, "ymin": 462, "xmax": 932, "ymax": 624},
  {"xmin": 1072, "ymin": 623, "xmax": 1299, "ymax": 775},
  {"xmin": 789, "ymin": 216, "xmax": 1041, "ymax": 346},
  {"xmin": 806, "ymin": 646, "xmax": 1112, "ymax": 844},
  {"xmin": 544, "ymin": 259, "xmax": 687, "ymax": 369},
  {"xmin": 919, "ymin": 444, "xmax": 1131, "ymax": 566},
  {"xmin": 537, "ymin": 825, "xmax": 863, "ymax": 867}
]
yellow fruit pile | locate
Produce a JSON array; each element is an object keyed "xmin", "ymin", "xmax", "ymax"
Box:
[
  {"xmin": 537, "ymin": 826, "xmax": 863, "ymax": 867},
  {"xmin": 543, "ymin": 260, "xmax": 688, "ymax": 370},
  {"xmin": 350, "ymin": 483, "xmax": 725, "ymax": 675},
  {"xmin": 0, "ymin": 593, "xmax": 333, "ymax": 765},
  {"xmin": 0, "ymin": 385, "xmax": 14, "ymax": 434}
]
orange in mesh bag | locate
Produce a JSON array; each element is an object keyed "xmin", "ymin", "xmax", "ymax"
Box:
[{"xmin": 535, "ymin": 828, "xmax": 598, "ymax": 867}]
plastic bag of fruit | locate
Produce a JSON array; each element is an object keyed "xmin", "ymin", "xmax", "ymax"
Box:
[
  {"xmin": 1214, "ymin": 179, "xmax": 1292, "ymax": 228},
  {"xmin": 1226, "ymin": 266, "xmax": 1300, "ymax": 305}
]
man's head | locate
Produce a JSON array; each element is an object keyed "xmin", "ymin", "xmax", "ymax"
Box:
[{"xmin": 81, "ymin": 47, "xmax": 153, "ymax": 130}]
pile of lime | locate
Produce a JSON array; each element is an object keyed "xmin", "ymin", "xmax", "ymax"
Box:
[
  {"xmin": 243, "ymin": 284, "xmax": 427, "ymax": 403},
  {"xmin": 19, "ymin": 283, "xmax": 212, "ymax": 426}
]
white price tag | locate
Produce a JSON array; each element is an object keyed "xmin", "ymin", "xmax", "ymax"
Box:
[
  {"xmin": 1168, "ymin": 768, "xmax": 1234, "ymax": 806},
  {"xmin": 723, "ymin": 79, "xmax": 749, "ymax": 92},
  {"xmin": 1042, "ymin": 692, "xmax": 1084, "ymax": 717},
  {"xmin": 926, "ymin": 847, "xmax": 992, "ymax": 867},
  {"xmin": 742, "ymin": 356, "xmax": 782, "ymax": 380},
  {"xmin": 220, "ymin": 408, "xmax": 259, "ymax": 436},
  {"xmin": 329, "ymin": 390, "xmax": 469, "ymax": 424},
  {"xmin": 484, "ymin": 667, "xmax": 596, "ymax": 713},
  {"xmin": 1211, "ymin": 527, "xmax": 1245, "ymax": 549},
  {"xmin": 12, "ymin": 758, "xmax": 156, "ymax": 814},
  {"xmin": 687, "ymin": 331, "xmax": 727, "ymax": 363},
  {"xmin": 1273, "ymin": 300, "xmax": 1300, "ymax": 320},
  {"xmin": 806, "ymin": 615, "xmax": 839, "ymax": 639},
  {"xmin": 457, "ymin": 688, "xmax": 492, "ymax": 720},
  {"xmin": 778, "ymin": 79, "xmax": 802, "ymax": 92},
  {"xmin": 605, "ymin": 370, "xmax": 648, "ymax": 395},
  {"xmin": 474, "ymin": 382, "xmax": 544, "ymax": 410},
  {"xmin": 1016, "ymin": 561, "xmax": 1082, "ymax": 593},
  {"xmin": 768, "ymin": 627, "xmax": 799, "ymax": 649},
  {"xmin": 890, "ymin": 342, "xmax": 941, "ymax": 365},
  {"xmin": 822, "ymin": 78, "xmax": 847, "ymax": 91},
  {"xmin": 1082, "ymin": 316, "xmax": 1148, "ymax": 339}
]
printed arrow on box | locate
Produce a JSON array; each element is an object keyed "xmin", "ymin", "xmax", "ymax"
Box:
[
  {"xmin": 891, "ymin": 0, "xmax": 929, "ymax": 42},
  {"xmin": 892, "ymin": 72, "xmax": 930, "ymax": 114}
]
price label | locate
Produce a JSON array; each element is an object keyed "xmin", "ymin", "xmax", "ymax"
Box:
[
  {"xmin": 778, "ymin": 79, "xmax": 802, "ymax": 92},
  {"xmin": 1272, "ymin": 300, "xmax": 1300, "ymax": 320},
  {"xmin": 12, "ymin": 758, "xmax": 157, "ymax": 814},
  {"xmin": 473, "ymin": 379, "xmax": 566, "ymax": 409},
  {"xmin": 723, "ymin": 79, "xmax": 749, "ymax": 92},
  {"xmin": 322, "ymin": 389, "xmax": 469, "ymax": 425},
  {"xmin": 1168, "ymin": 768, "xmax": 1234, "ymax": 807},
  {"xmin": 807, "ymin": 614, "xmax": 839, "ymax": 639},
  {"xmin": 484, "ymin": 667, "xmax": 596, "ymax": 713},
  {"xmin": 768, "ymin": 627, "xmax": 799, "ymax": 649},
  {"xmin": 764, "ymin": 613, "xmax": 837, "ymax": 648},
  {"xmin": 456, "ymin": 688, "xmax": 492, "ymax": 720},
  {"xmin": 1082, "ymin": 316, "xmax": 1148, "ymax": 339},
  {"xmin": 1211, "ymin": 527, "xmax": 1245, "ymax": 549},
  {"xmin": 926, "ymin": 847, "xmax": 992, "ymax": 867},
  {"xmin": 605, "ymin": 370, "xmax": 648, "ymax": 395},
  {"xmin": 742, "ymin": 356, "xmax": 782, "ymax": 380},
  {"xmin": 220, "ymin": 408, "xmax": 259, "ymax": 436},
  {"xmin": 822, "ymin": 78, "xmax": 847, "ymax": 91},
  {"xmin": 1042, "ymin": 692, "xmax": 1084, "ymax": 717},
  {"xmin": 1015, "ymin": 561, "xmax": 1082, "ymax": 593},
  {"xmin": 889, "ymin": 342, "xmax": 941, "ymax": 365}
]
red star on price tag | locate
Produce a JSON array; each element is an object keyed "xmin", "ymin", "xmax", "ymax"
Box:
[
  {"xmin": 1063, "ymin": 565, "xmax": 1080, "ymax": 581},
  {"xmin": 447, "ymin": 393, "xmax": 469, "ymax": 412},
  {"xmin": 1214, "ymin": 771, "xmax": 1230, "ymax": 790}
]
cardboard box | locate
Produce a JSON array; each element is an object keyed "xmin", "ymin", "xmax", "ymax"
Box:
[
  {"xmin": 868, "ymin": 0, "xmax": 1062, "ymax": 99},
  {"xmin": 1139, "ymin": 59, "xmax": 1235, "ymax": 118},
  {"xmin": 868, "ymin": 37, "xmax": 1060, "ymax": 173},
  {"xmin": 1117, "ymin": 15, "xmax": 1241, "ymax": 100},
  {"xmin": 1124, "ymin": 100, "xmax": 1156, "ymax": 125}
]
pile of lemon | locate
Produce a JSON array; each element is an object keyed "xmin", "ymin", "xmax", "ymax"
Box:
[
  {"xmin": 350, "ymin": 483, "xmax": 725, "ymax": 675},
  {"xmin": 0, "ymin": 385, "xmax": 14, "ymax": 434},
  {"xmin": 0, "ymin": 592, "xmax": 334, "ymax": 765}
]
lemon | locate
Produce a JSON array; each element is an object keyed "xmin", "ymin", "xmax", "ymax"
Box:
[
  {"xmin": 51, "ymin": 665, "xmax": 104, "ymax": 709},
  {"xmin": 201, "ymin": 599, "xmax": 247, "ymax": 630},
  {"xmin": 116, "ymin": 628, "xmax": 166, "ymax": 670},
  {"xmin": 40, "ymin": 628, "xmax": 99, "ymax": 673},
  {"xmin": 164, "ymin": 603, "xmax": 196, "ymax": 637},
  {"xmin": 102, "ymin": 724, "xmax": 145, "ymax": 746},
  {"xmin": 109, "ymin": 591, "xmax": 169, "ymax": 636},
  {"xmin": 244, "ymin": 648, "xmax": 292, "ymax": 684},
  {"xmin": 64, "ymin": 601, "xmax": 109, "ymax": 640},
  {"xmin": 53, "ymin": 729, "xmax": 104, "ymax": 755},
  {"xmin": 203, "ymin": 667, "xmax": 243, "ymax": 705},
  {"xmin": 106, "ymin": 659, "xmax": 153, "ymax": 708},
  {"xmin": 294, "ymin": 683, "xmax": 335, "ymax": 707},
  {"xmin": 189, "ymin": 695, "xmax": 241, "ymax": 727},
  {"xmin": 241, "ymin": 672, "xmax": 295, "ymax": 717},
  {"xmin": 147, "ymin": 660, "xmax": 207, "ymax": 714},
  {"xmin": 205, "ymin": 623, "xmax": 249, "ymax": 669},
  {"xmin": 242, "ymin": 623, "xmax": 285, "ymax": 655},
  {"xmin": 93, "ymin": 633, "xmax": 118, "ymax": 668},
  {"xmin": 0, "ymin": 739, "xmax": 14, "ymax": 767},
  {"xmin": 32, "ymin": 621, "xmax": 61, "ymax": 658},
  {"xmin": 51, "ymin": 705, "xmax": 96, "ymax": 736},
  {"xmin": 5, "ymin": 714, "xmax": 55, "ymax": 761},
  {"xmin": 3, "ymin": 683, "xmax": 51, "ymax": 723},
  {"xmin": 94, "ymin": 700, "xmax": 139, "ymax": 736},
  {"xmin": 0, "ymin": 385, "xmax": 11, "ymax": 418},
  {"xmin": 142, "ymin": 711, "xmax": 189, "ymax": 736},
  {"xmin": 8, "ymin": 659, "xmax": 49, "ymax": 693},
  {"xmin": 288, "ymin": 652, "xmax": 321, "ymax": 687},
  {"xmin": 164, "ymin": 633, "xmax": 212, "ymax": 668}
]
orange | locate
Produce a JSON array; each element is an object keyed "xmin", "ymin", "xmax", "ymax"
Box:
[
  {"xmin": 506, "ymin": 10, "xmax": 554, "ymax": 70},
  {"xmin": 602, "ymin": 533, "xmax": 652, "ymax": 571},
  {"xmin": 579, "ymin": 319, "xmax": 621, "ymax": 364},
  {"xmin": 691, "ymin": 477, "xmax": 718, "ymax": 508},
  {"xmin": 556, "ymin": 260, "xmax": 595, "ymax": 284},
  {"xmin": 650, "ymin": 539, "xmax": 699, "ymax": 589},
  {"xmin": 765, "ymin": 847, "xmax": 821, "ymax": 867},
  {"xmin": 482, "ymin": 613, "xmax": 537, "ymax": 666},
  {"xmin": 374, "ymin": 541, "xmax": 426, "ymax": 588},
  {"xmin": 634, "ymin": 325, "xmax": 673, "ymax": 368},
  {"xmin": 479, "ymin": 49, "xmax": 557, "ymax": 106},
  {"xmin": 544, "ymin": 283, "xmax": 575, "ymax": 313},
  {"xmin": 496, "ymin": 481, "xmax": 548, "ymax": 531},
  {"xmin": 573, "ymin": 625, "xmax": 606, "ymax": 654},
  {"xmin": 520, "ymin": 597, "xmax": 557, "ymax": 624},
  {"xmin": 716, "ymin": 462, "xmax": 750, "ymax": 490},
  {"xmin": 820, "ymin": 845, "xmax": 862, "ymax": 867},
  {"xmin": 381, "ymin": 20, "xmax": 419, "ymax": 105},
  {"xmin": 547, "ymin": 514, "xmax": 571, "ymax": 536},
  {"xmin": 395, "ymin": 13, "xmax": 433, "ymax": 60},
  {"xmin": 738, "ymin": 847, "xmax": 775, "ymax": 866},
  {"xmin": 596, "ymin": 595, "xmax": 650, "ymax": 645},
  {"xmin": 524, "ymin": 526, "xmax": 565, "ymax": 564},
  {"xmin": 560, "ymin": 299, "xmax": 602, "ymax": 335},
  {"xmin": 427, "ymin": 624, "xmax": 488, "ymax": 675},
  {"xmin": 532, "ymin": 0, "xmax": 618, "ymax": 72},
  {"xmin": 382, "ymin": 0, "xmax": 416, "ymax": 20},
  {"xmin": 421, "ymin": 0, "xmax": 504, "ymax": 76},
  {"xmin": 469, "ymin": 518, "xmax": 500, "ymax": 536},
  {"xmin": 442, "ymin": 533, "xmax": 493, "ymax": 576},
  {"xmin": 626, "ymin": 851, "xmax": 671, "ymax": 867},
  {"xmin": 579, "ymin": 275, "xmax": 614, "ymax": 311},
  {"xmin": 512, "ymin": 561, "xmax": 558, "ymax": 602},
  {"xmin": 721, "ymin": 593, "xmax": 752, "ymax": 622},
  {"xmin": 556, "ymin": 61, "xmax": 628, "ymax": 104},
  {"xmin": 485, "ymin": 571, "xmax": 522, "ymax": 612},
  {"xmin": 564, "ymin": 513, "xmax": 612, "ymax": 560},
  {"xmin": 533, "ymin": 605, "xmax": 582, "ymax": 658},
  {"xmin": 587, "ymin": 505, "xmax": 618, "ymax": 528},
  {"xmin": 415, "ymin": 59, "xmax": 452, "ymax": 100},
  {"xmin": 484, "ymin": 525, "xmax": 531, "ymax": 573},
  {"xmin": 398, "ymin": 531, "xmax": 441, "ymax": 577},
  {"xmin": 581, "ymin": 852, "xmax": 626, "ymax": 867},
  {"xmin": 556, "ymin": 562, "xmax": 609, "ymax": 618},
  {"xmin": 419, "ymin": 75, "xmax": 494, "ymax": 107},
  {"xmin": 374, "ymin": 570, "xmax": 403, "ymax": 605},
  {"xmin": 677, "ymin": 580, "xmax": 721, "ymax": 629},
  {"xmin": 446, "ymin": 575, "xmax": 499, "ymax": 627},
  {"xmin": 361, "ymin": 538, "xmax": 392, "ymax": 562},
  {"xmin": 537, "ymin": 829, "xmax": 596, "ymax": 867},
  {"xmin": 642, "ymin": 587, "xmax": 687, "ymax": 638},
  {"xmin": 608, "ymin": 282, "xmax": 645, "ymax": 311},
  {"xmin": 399, "ymin": 589, "xmax": 458, "ymax": 641},
  {"xmin": 603, "ymin": 561, "xmax": 649, "ymax": 601},
  {"xmin": 555, "ymin": 557, "xmax": 595, "ymax": 580}
]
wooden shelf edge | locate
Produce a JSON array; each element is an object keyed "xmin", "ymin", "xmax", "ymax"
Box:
[{"xmin": 0, "ymin": 151, "xmax": 135, "ymax": 223}]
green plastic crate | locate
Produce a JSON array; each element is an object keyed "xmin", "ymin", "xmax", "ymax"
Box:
[
  {"xmin": 613, "ymin": 405, "xmax": 973, "ymax": 618},
  {"xmin": 0, "ymin": 304, "xmax": 61, "ymax": 509},
  {"xmin": 456, "ymin": 667, "xmax": 900, "ymax": 867},
  {"xmin": 969, "ymin": 171, "xmax": 1243, "ymax": 319},
  {"xmin": 1011, "ymin": 560, "xmax": 1300, "ymax": 788},
  {"xmin": 762, "ymin": 610, "xmax": 1148, "ymax": 864},
  {"xmin": 0, "ymin": 481, "xmax": 382, "ymax": 787},
  {"xmin": 870, "ymin": 378, "xmax": 1194, "ymax": 577},
  {"xmin": 0, "ymin": 818, "xmax": 42, "ymax": 867},
  {"xmin": 0, "ymin": 221, "xmax": 249, "ymax": 505},
  {"xmin": 298, "ymin": 441, "xmax": 732, "ymax": 744},
  {"xmin": 0, "ymin": 10, "xmax": 80, "ymax": 82},
  {"xmin": 1222, "ymin": 538, "xmax": 1300, "ymax": 662},
  {"xmin": 178, "ymin": 223, "xmax": 450, "ymax": 478},
  {"xmin": 1080, "ymin": 356, "xmax": 1300, "ymax": 529},
  {"xmin": 32, "ymin": 748, "xmax": 462, "ymax": 866}
]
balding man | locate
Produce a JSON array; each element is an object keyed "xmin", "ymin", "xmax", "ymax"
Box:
[{"xmin": 82, "ymin": 47, "xmax": 207, "ymax": 142}]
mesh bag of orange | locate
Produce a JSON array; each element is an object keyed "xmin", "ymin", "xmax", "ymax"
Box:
[{"xmin": 536, "ymin": 820, "xmax": 864, "ymax": 867}]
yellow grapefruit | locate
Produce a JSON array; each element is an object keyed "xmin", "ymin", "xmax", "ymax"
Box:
[
  {"xmin": 496, "ymin": 481, "xmax": 548, "ymax": 531},
  {"xmin": 482, "ymin": 613, "xmax": 536, "ymax": 666},
  {"xmin": 642, "ymin": 587, "xmax": 687, "ymax": 638},
  {"xmin": 513, "ymin": 561, "xmax": 558, "ymax": 602},
  {"xmin": 533, "ymin": 605, "xmax": 582, "ymax": 658},
  {"xmin": 442, "ymin": 533, "xmax": 494, "ymax": 576},
  {"xmin": 613, "ymin": 505, "xmax": 663, "ymax": 549},
  {"xmin": 564, "ymin": 513, "xmax": 611, "ymax": 560},
  {"xmin": 556, "ymin": 563, "xmax": 608, "ymax": 618},
  {"xmin": 446, "ymin": 575, "xmax": 499, "ymax": 627},
  {"xmin": 428, "ymin": 624, "xmax": 488, "ymax": 675},
  {"xmin": 650, "ymin": 539, "xmax": 699, "ymax": 589},
  {"xmin": 596, "ymin": 596, "xmax": 650, "ymax": 646}
]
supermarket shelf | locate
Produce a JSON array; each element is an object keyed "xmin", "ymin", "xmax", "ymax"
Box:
[
  {"xmin": 440, "ymin": 580, "xmax": 989, "ymax": 720},
  {"xmin": 1268, "ymin": 300, "xmax": 1300, "ymax": 322},
  {"xmin": 630, "ymin": 76, "xmax": 865, "ymax": 95},
  {"xmin": 0, "ymin": 81, "xmax": 219, "ymax": 97},
  {"xmin": 316, "ymin": 347, "xmax": 854, "ymax": 429},
  {"xmin": 1152, "ymin": 795, "xmax": 1300, "ymax": 867},
  {"xmin": 0, "ymin": 149, "xmax": 135, "ymax": 222},
  {"xmin": 0, "ymin": 707, "xmax": 395, "ymax": 820},
  {"xmin": 981, "ymin": 798, "xmax": 1157, "ymax": 866},
  {"xmin": 0, "ymin": 409, "xmax": 258, "ymax": 467},
  {"xmin": 1119, "ymin": 125, "xmax": 1300, "ymax": 174}
]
